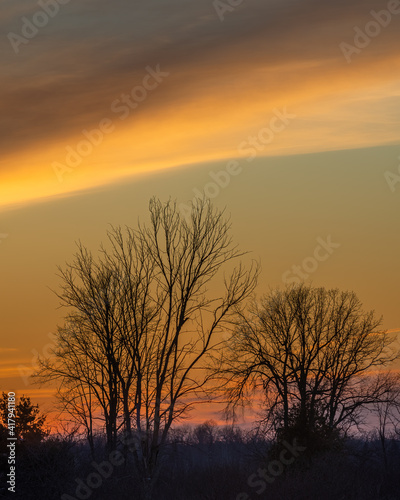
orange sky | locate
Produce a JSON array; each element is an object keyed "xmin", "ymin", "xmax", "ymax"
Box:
[{"xmin": 1, "ymin": 0, "xmax": 400, "ymax": 428}]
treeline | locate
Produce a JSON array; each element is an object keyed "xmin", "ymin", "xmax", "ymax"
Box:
[{"xmin": 1, "ymin": 421, "xmax": 400, "ymax": 499}]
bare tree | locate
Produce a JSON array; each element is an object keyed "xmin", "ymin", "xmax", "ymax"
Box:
[
  {"xmin": 36, "ymin": 258, "xmax": 127, "ymax": 453},
  {"xmin": 35, "ymin": 197, "xmax": 258, "ymax": 495},
  {"xmin": 369, "ymin": 372, "xmax": 400, "ymax": 469},
  {"xmin": 54, "ymin": 377, "xmax": 100, "ymax": 459},
  {"xmin": 220, "ymin": 284, "xmax": 398, "ymax": 451}
]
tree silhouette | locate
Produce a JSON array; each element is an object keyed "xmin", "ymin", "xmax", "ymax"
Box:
[
  {"xmin": 220, "ymin": 284, "xmax": 399, "ymax": 452},
  {"xmin": 34, "ymin": 197, "xmax": 258, "ymax": 496},
  {"xmin": 0, "ymin": 393, "xmax": 48, "ymax": 448}
]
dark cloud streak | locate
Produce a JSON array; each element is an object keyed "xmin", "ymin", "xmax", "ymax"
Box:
[{"xmin": 0, "ymin": 0, "xmax": 398, "ymax": 168}]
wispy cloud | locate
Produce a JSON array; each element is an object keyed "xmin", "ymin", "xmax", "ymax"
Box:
[{"xmin": 1, "ymin": 0, "xmax": 399, "ymax": 208}]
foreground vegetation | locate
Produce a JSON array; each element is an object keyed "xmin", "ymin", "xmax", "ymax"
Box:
[{"xmin": 1, "ymin": 422, "xmax": 400, "ymax": 499}]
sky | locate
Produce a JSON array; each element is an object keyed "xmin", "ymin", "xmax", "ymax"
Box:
[{"xmin": 0, "ymin": 0, "xmax": 400, "ymax": 427}]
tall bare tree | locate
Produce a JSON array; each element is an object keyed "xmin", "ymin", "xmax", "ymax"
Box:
[
  {"xmin": 35, "ymin": 197, "xmax": 258, "ymax": 494},
  {"xmin": 220, "ymin": 284, "xmax": 398, "ymax": 451}
]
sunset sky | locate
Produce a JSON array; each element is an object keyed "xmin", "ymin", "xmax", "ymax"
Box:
[{"xmin": 1, "ymin": 0, "xmax": 400, "ymax": 426}]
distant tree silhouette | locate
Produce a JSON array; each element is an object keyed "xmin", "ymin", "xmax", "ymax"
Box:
[
  {"xmin": 34, "ymin": 197, "xmax": 258, "ymax": 498},
  {"xmin": 0, "ymin": 393, "xmax": 48, "ymax": 449},
  {"xmin": 220, "ymin": 284, "xmax": 399, "ymax": 453},
  {"xmin": 192, "ymin": 420, "xmax": 217, "ymax": 445},
  {"xmin": 370, "ymin": 372, "xmax": 400, "ymax": 469}
]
